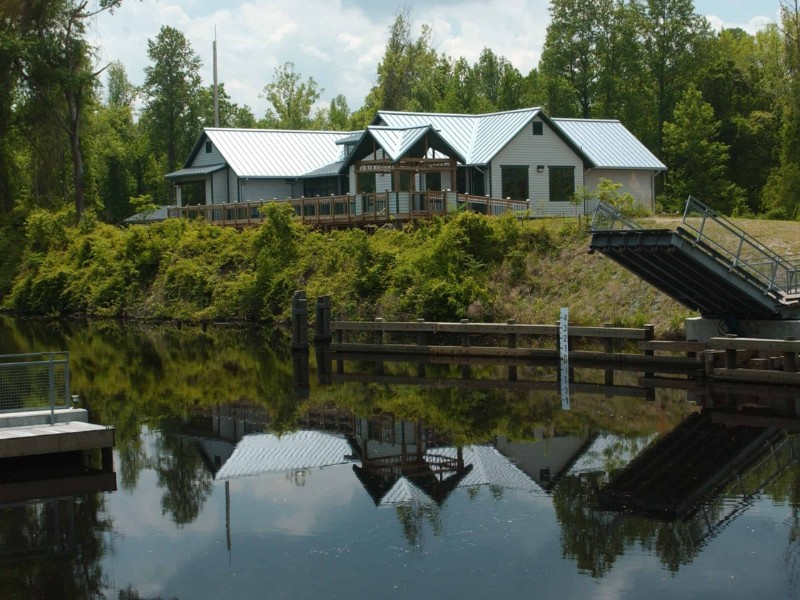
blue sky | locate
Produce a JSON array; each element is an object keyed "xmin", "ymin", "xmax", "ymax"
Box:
[{"xmin": 91, "ymin": 0, "xmax": 779, "ymax": 118}]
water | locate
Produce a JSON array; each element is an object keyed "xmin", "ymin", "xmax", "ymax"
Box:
[{"xmin": 0, "ymin": 317, "xmax": 798, "ymax": 600}]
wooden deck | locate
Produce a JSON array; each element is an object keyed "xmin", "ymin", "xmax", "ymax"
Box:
[{"xmin": 0, "ymin": 421, "xmax": 114, "ymax": 460}]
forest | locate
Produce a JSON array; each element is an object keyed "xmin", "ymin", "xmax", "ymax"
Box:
[{"xmin": 0, "ymin": 0, "xmax": 799, "ymax": 320}]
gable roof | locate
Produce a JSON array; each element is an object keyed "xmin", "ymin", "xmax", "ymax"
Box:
[
  {"xmin": 344, "ymin": 124, "xmax": 467, "ymax": 168},
  {"xmin": 187, "ymin": 128, "xmax": 358, "ymax": 178},
  {"xmin": 375, "ymin": 107, "xmax": 593, "ymax": 167},
  {"xmin": 553, "ymin": 119, "xmax": 666, "ymax": 171}
]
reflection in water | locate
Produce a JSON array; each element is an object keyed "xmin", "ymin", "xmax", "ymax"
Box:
[{"xmin": 2, "ymin": 317, "xmax": 800, "ymax": 597}]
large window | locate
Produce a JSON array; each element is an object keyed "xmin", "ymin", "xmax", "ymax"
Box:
[
  {"xmin": 425, "ymin": 172, "xmax": 442, "ymax": 191},
  {"xmin": 357, "ymin": 173, "xmax": 376, "ymax": 193},
  {"xmin": 180, "ymin": 180, "xmax": 206, "ymax": 206},
  {"xmin": 501, "ymin": 165, "xmax": 529, "ymax": 200},
  {"xmin": 391, "ymin": 171, "xmax": 412, "ymax": 192},
  {"xmin": 304, "ymin": 176, "xmax": 338, "ymax": 197},
  {"xmin": 549, "ymin": 166, "xmax": 575, "ymax": 202}
]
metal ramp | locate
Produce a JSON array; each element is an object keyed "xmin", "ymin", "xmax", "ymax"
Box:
[{"xmin": 589, "ymin": 197, "xmax": 800, "ymax": 320}]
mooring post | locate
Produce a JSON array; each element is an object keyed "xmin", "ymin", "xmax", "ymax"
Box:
[
  {"xmin": 603, "ymin": 322, "xmax": 614, "ymax": 386},
  {"xmin": 724, "ymin": 333, "xmax": 738, "ymax": 369},
  {"xmin": 291, "ymin": 290, "xmax": 309, "ymax": 351},
  {"xmin": 460, "ymin": 318, "xmax": 470, "ymax": 379},
  {"xmin": 643, "ymin": 324, "xmax": 655, "ymax": 401},
  {"xmin": 416, "ymin": 318, "xmax": 426, "ymax": 378},
  {"xmin": 784, "ymin": 336, "xmax": 797, "ymax": 373},
  {"xmin": 313, "ymin": 295, "xmax": 333, "ymax": 384},
  {"xmin": 507, "ymin": 318, "xmax": 518, "ymax": 381},
  {"xmin": 374, "ymin": 317, "xmax": 385, "ymax": 375}
]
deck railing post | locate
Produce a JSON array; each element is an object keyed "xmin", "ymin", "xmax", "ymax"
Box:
[
  {"xmin": 724, "ymin": 333, "xmax": 738, "ymax": 369},
  {"xmin": 603, "ymin": 323, "xmax": 614, "ymax": 386},
  {"xmin": 460, "ymin": 319, "xmax": 471, "ymax": 379},
  {"xmin": 291, "ymin": 290, "xmax": 308, "ymax": 351},
  {"xmin": 48, "ymin": 354, "xmax": 55, "ymax": 424},
  {"xmin": 374, "ymin": 317, "xmax": 385, "ymax": 375},
  {"xmin": 643, "ymin": 324, "xmax": 655, "ymax": 400},
  {"xmin": 784, "ymin": 336, "xmax": 797, "ymax": 373},
  {"xmin": 416, "ymin": 319, "xmax": 426, "ymax": 378},
  {"xmin": 507, "ymin": 319, "xmax": 518, "ymax": 381}
]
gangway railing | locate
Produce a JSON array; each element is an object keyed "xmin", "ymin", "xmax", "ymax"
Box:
[
  {"xmin": 0, "ymin": 352, "xmax": 71, "ymax": 420},
  {"xmin": 680, "ymin": 196, "xmax": 800, "ymax": 301},
  {"xmin": 589, "ymin": 202, "xmax": 643, "ymax": 232}
]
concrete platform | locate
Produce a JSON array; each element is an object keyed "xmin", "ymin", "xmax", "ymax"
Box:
[
  {"xmin": 0, "ymin": 408, "xmax": 88, "ymax": 429},
  {"xmin": 685, "ymin": 317, "xmax": 800, "ymax": 342},
  {"xmin": 0, "ymin": 421, "xmax": 114, "ymax": 460}
]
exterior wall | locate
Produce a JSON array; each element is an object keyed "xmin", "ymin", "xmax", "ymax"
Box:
[
  {"xmin": 192, "ymin": 139, "xmax": 225, "ymax": 168},
  {"xmin": 240, "ymin": 179, "xmax": 294, "ymax": 202},
  {"xmin": 490, "ymin": 118, "xmax": 585, "ymax": 216},
  {"xmin": 584, "ymin": 169, "xmax": 657, "ymax": 211},
  {"xmin": 208, "ymin": 169, "xmax": 230, "ymax": 204}
]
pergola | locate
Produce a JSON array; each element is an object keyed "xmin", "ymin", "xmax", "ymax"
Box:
[{"xmin": 345, "ymin": 125, "xmax": 464, "ymax": 194}]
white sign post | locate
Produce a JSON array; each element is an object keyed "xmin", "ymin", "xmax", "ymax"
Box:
[{"xmin": 559, "ymin": 307, "xmax": 570, "ymax": 410}]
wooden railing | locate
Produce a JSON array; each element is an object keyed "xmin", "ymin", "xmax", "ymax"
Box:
[{"xmin": 167, "ymin": 192, "xmax": 531, "ymax": 228}]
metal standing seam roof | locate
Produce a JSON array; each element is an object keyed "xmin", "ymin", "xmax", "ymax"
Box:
[
  {"xmin": 203, "ymin": 128, "xmax": 357, "ymax": 178},
  {"xmin": 376, "ymin": 108, "xmax": 543, "ymax": 165},
  {"xmin": 366, "ymin": 125, "xmax": 438, "ymax": 162},
  {"xmin": 378, "ymin": 477, "xmax": 434, "ymax": 507},
  {"xmin": 553, "ymin": 119, "xmax": 667, "ymax": 170},
  {"xmin": 431, "ymin": 446, "xmax": 542, "ymax": 492},
  {"xmin": 164, "ymin": 164, "xmax": 227, "ymax": 179},
  {"xmin": 214, "ymin": 430, "xmax": 355, "ymax": 480}
]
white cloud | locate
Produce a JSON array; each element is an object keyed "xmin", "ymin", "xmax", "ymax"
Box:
[
  {"xmin": 705, "ymin": 15, "xmax": 775, "ymax": 34},
  {"xmin": 90, "ymin": 0, "xmax": 774, "ymax": 119}
]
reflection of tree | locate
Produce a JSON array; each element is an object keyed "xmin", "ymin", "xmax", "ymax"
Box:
[
  {"xmin": 395, "ymin": 503, "xmax": 443, "ymax": 552},
  {"xmin": 118, "ymin": 584, "xmax": 178, "ymax": 600},
  {"xmin": 152, "ymin": 431, "xmax": 213, "ymax": 527},
  {"xmin": 0, "ymin": 494, "xmax": 111, "ymax": 599}
]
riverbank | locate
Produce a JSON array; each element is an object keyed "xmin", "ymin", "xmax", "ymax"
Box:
[{"xmin": 2, "ymin": 205, "xmax": 797, "ymax": 337}]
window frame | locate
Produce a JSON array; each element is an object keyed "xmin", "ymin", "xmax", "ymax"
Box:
[{"xmin": 501, "ymin": 165, "xmax": 529, "ymax": 201}]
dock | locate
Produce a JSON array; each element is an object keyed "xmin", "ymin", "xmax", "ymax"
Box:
[{"xmin": 0, "ymin": 352, "xmax": 115, "ymax": 501}]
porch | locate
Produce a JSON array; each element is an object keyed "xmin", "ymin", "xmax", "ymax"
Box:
[{"xmin": 166, "ymin": 191, "xmax": 533, "ymax": 229}]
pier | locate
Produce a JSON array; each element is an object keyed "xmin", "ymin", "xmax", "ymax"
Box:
[{"xmin": 0, "ymin": 352, "xmax": 115, "ymax": 501}]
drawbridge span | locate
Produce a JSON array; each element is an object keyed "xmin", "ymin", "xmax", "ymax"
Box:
[{"xmin": 589, "ymin": 197, "xmax": 800, "ymax": 322}]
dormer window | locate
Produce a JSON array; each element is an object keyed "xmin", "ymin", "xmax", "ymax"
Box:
[{"xmin": 205, "ymin": 140, "xmax": 212, "ymax": 153}]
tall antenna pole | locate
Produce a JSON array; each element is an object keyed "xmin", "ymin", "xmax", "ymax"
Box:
[{"xmin": 213, "ymin": 27, "xmax": 220, "ymax": 127}]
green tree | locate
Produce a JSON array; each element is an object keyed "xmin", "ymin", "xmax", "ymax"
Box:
[
  {"xmin": 260, "ymin": 62, "xmax": 322, "ymax": 129},
  {"xmin": 141, "ymin": 25, "xmax": 203, "ymax": 202},
  {"xmin": 635, "ymin": 0, "xmax": 712, "ymax": 155},
  {"xmin": 763, "ymin": 1, "xmax": 800, "ymax": 219},
  {"xmin": 662, "ymin": 86, "xmax": 739, "ymax": 212},
  {"xmin": 197, "ymin": 82, "xmax": 257, "ymax": 128}
]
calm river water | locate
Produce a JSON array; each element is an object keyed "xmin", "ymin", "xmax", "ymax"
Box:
[{"xmin": 0, "ymin": 317, "xmax": 798, "ymax": 600}]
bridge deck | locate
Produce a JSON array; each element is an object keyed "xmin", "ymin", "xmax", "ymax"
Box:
[{"xmin": 589, "ymin": 229, "xmax": 788, "ymax": 319}]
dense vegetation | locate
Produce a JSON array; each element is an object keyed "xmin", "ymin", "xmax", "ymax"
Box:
[
  {"xmin": 0, "ymin": 204, "xmax": 694, "ymax": 334},
  {"xmin": 1, "ymin": 1, "xmax": 799, "ymax": 323}
]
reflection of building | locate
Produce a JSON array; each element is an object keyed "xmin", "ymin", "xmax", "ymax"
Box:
[{"xmin": 495, "ymin": 429, "xmax": 595, "ymax": 492}]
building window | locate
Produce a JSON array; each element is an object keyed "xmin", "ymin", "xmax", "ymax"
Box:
[
  {"xmin": 501, "ymin": 165, "xmax": 529, "ymax": 200},
  {"xmin": 180, "ymin": 180, "xmax": 206, "ymax": 206},
  {"xmin": 532, "ymin": 121, "xmax": 543, "ymax": 136},
  {"xmin": 304, "ymin": 176, "xmax": 338, "ymax": 197},
  {"xmin": 425, "ymin": 172, "xmax": 442, "ymax": 191},
  {"xmin": 357, "ymin": 173, "xmax": 376, "ymax": 193},
  {"xmin": 391, "ymin": 171, "xmax": 412, "ymax": 192},
  {"xmin": 205, "ymin": 140, "xmax": 212, "ymax": 154},
  {"xmin": 549, "ymin": 166, "xmax": 575, "ymax": 202}
]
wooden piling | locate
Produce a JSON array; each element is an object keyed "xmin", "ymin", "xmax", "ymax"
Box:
[
  {"xmin": 291, "ymin": 290, "xmax": 308, "ymax": 351},
  {"xmin": 460, "ymin": 319, "xmax": 470, "ymax": 379},
  {"xmin": 784, "ymin": 336, "xmax": 797, "ymax": 373},
  {"xmin": 507, "ymin": 319, "xmax": 518, "ymax": 381},
  {"xmin": 375, "ymin": 317, "xmax": 385, "ymax": 375},
  {"xmin": 643, "ymin": 324, "xmax": 655, "ymax": 400},
  {"xmin": 603, "ymin": 322, "xmax": 614, "ymax": 386},
  {"xmin": 416, "ymin": 318, "xmax": 426, "ymax": 378},
  {"xmin": 724, "ymin": 334, "xmax": 738, "ymax": 369}
]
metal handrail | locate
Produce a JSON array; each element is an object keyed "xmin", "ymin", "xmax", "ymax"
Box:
[
  {"xmin": 0, "ymin": 352, "xmax": 71, "ymax": 421},
  {"xmin": 681, "ymin": 196, "xmax": 800, "ymax": 298},
  {"xmin": 589, "ymin": 202, "xmax": 643, "ymax": 231}
]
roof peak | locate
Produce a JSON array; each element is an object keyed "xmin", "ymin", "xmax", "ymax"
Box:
[{"xmin": 377, "ymin": 106, "xmax": 543, "ymax": 119}]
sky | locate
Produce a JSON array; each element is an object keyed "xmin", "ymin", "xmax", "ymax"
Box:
[{"xmin": 89, "ymin": 0, "xmax": 780, "ymax": 118}]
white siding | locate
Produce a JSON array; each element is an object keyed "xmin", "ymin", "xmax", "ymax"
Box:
[
  {"xmin": 348, "ymin": 165, "xmax": 356, "ymax": 195},
  {"xmin": 192, "ymin": 140, "xmax": 225, "ymax": 167},
  {"xmin": 209, "ymin": 170, "xmax": 229, "ymax": 204},
  {"xmin": 228, "ymin": 168, "xmax": 237, "ymax": 203},
  {"xmin": 376, "ymin": 173, "xmax": 392, "ymax": 193},
  {"xmin": 241, "ymin": 179, "xmax": 293, "ymax": 202},
  {"xmin": 584, "ymin": 169, "xmax": 656, "ymax": 211},
  {"xmin": 491, "ymin": 118, "xmax": 585, "ymax": 216}
]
